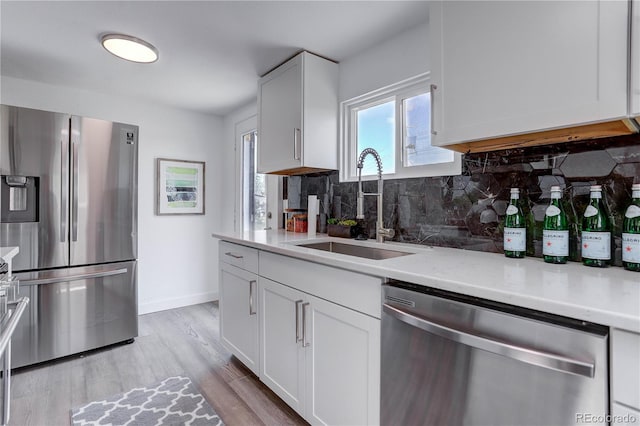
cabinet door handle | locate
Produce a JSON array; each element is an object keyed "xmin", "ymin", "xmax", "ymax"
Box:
[
  {"xmin": 249, "ymin": 280, "xmax": 257, "ymax": 315},
  {"xmin": 302, "ymin": 302, "xmax": 310, "ymax": 348},
  {"xmin": 293, "ymin": 128, "xmax": 301, "ymax": 161},
  {"xmin": 430, "ymin": 84, "xmax": 438, "ymax": 136},
  {"xmin": 295, "ymin": 300, "xmax": 303, "ymax": 342},
  {"xmin": 224, "ymin": 252, "xmax": 243, "ymax": 259}
]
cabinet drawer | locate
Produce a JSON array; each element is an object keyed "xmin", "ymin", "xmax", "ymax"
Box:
[
  {"xmin": 219, "ymin": 241, "xmax": 258, "ymax": 274},
  {"xmin": 611, "ymin": 329, "xmax": 640, "ymax": 410},
  {"xmin": 259, "ymin": 251, "xmax": 382, "ymax": 318}
]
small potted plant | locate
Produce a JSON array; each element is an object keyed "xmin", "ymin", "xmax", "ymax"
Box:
[{"xmin": 327, "ymin": 219, "xmax": 360, "ymax": 238}]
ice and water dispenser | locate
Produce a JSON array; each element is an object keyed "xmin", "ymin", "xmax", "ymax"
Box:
[{"xmin": 0, "ymin": 175, "xmax": 38, "ymax": 223}]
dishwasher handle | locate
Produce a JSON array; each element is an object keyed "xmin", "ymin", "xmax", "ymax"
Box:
[{"xmin": 383, "ymin": 303, "xmax": 595, "ymax": 378}]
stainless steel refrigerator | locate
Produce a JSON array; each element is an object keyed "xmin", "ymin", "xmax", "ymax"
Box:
[{"xmin": 0, "ymin": 105, "xmax": 138, "ymax": 368}]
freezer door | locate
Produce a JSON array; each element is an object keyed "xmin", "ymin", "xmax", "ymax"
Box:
[
  {"xmin": 11, "ymin": 261, "xmax": 138, "ymax": 368},
  {"xmin": 0, "ymin": 105, "xmax": 70, "ymax": 271},
  {"xmin": 70, "ymin": 116, "xmax": 137, "ymax": 266}
]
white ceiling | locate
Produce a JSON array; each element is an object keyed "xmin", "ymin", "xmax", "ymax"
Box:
[{"xmin": 0, "ymin": 1, "xmax": 428, "ymax": 116}]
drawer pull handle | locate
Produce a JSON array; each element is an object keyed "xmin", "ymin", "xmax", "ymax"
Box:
[{"xmin": 224, "ymin": 252, "xmax": 244, "ymax": 259}]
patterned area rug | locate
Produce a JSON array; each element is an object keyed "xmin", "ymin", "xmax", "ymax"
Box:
[{"xmin": 70, "ymin": 376, "xmax": 223, "ymax": 426}]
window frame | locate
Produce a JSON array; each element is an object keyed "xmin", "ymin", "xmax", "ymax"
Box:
[{"xmin": 339, "ymin": 73, "xmax": 462, "ymax": 182}]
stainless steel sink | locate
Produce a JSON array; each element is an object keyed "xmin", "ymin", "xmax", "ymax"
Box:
[{"xmin": 297, "ymin": 241, "xmax": 412, "ymax": 260}]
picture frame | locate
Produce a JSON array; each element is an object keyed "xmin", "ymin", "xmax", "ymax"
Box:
[{"xmin": 156, "ymin": 158, "xmax": 205, "ymax": 215}]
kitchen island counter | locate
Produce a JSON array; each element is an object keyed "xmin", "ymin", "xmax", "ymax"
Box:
[{"xmin": 212, "ymin": 230, "xmax": 640, "ymax": 333}]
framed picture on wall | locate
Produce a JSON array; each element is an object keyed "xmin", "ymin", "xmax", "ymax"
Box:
[{"xmin": 156, "ymin": 158, "xmax": 205, "ymax": 215}]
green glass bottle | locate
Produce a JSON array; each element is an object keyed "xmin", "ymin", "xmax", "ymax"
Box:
[
  {"xmin": 581, "ymin": 185, "xmax": 611, "ymax": 267},
  {"xmin": 622, "ymin": 183, "xmax": 640, "ymax": 272},
  {"xmin": 543, "ymin": 186, "xmax": 569, "ymax": 264},
  {"xmin": 504, "ymin": 188, "xmax": 526, "ymax": 258}
]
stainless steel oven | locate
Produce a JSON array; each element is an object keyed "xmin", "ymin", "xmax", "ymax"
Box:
[{"xmin": 381, "ymin": 281, "xmax": 609, "ymax": 426}]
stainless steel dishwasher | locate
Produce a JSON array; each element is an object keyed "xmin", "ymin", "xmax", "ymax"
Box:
[{"xmin": 381, "ymin": 281, "xmax": 609, "ymax": 426}]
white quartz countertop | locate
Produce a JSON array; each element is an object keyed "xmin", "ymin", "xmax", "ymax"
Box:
[{"xmin": 212, "ymin": 230, "xmax": 640, "ymax": 333}]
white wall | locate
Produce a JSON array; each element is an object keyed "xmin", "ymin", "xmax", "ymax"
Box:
[
  {"xmin": 1, "ymin": 76, "xmax": 223, "ymax": 314},
  {"xmin": 338, "ymin": 22, "xmax": 428, "ymax": 102}
]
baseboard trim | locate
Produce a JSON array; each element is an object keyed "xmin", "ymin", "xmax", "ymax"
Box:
[{"xmin": 139, "ymin": 291, "xmax": 219, "ymax": 315}]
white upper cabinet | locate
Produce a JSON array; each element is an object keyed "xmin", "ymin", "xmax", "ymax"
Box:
[
  {"xmin": 257, "ymin": 51, "xmax": 338, "ymax": 175},
  {"xmin": 632, "ymin": 0, "xmax": 640, "ymax": 119},
  {"xmin": 429, "ymin": 0, "xmax": 630, "ymax": 148}
]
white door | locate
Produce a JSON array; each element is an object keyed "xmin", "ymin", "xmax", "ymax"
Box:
[
  {"xmin": 235, "ymin": 116, "xmax": 281, "ymax": 232},
  {"xmin": 219, "ymin": 263, "xmax": 259, "ymax": 374},
  {"xmin": 429, "ymin": 0, "xmax": 628, "ymax": 146},
  {"xmin": 257, "ymin": 55, "xmax": 303, "ymax": 173},
  {"xmin": 305, "ymin": 295, "xmax": 381, "ymax": 426},
  {"xmin": 259, "ymin": 277, "xmax": 306, "ymax": 415}
]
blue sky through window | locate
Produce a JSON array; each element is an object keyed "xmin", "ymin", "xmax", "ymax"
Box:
[{"xmin": 357, "ymin": 101, "xmax": 395, "ymax": 175}]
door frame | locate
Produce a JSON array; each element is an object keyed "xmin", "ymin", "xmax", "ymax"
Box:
[{"xmin": 234, "ymin": 115, "xmax": 281, "ymax": 232}]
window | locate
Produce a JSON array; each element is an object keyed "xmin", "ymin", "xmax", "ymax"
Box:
[
  {"xmin": 340, "ymin": 73, "xmax": 461, "ymax": 181},
  {"xmin": 241, "ymin": 130, "xmax": 267, "ymax": 231}
]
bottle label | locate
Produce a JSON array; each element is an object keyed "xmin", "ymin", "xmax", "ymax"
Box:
[
  {"xmin": 625, "ymin": 205, "xmax": 640, "ymax": 219},
  {"xmin": 622, "ymin": 233, "xmax": 640, "ymax": 263},
  {"xmin": 545, "ymin": 205, "xmax": 561, "ymax": 217},
  {"xmin": 543, "ymin": 230, "xmax": 569, "ymax": 256},
  {"xmin": 506, "ymin": 205, "xmax": 518, "ymax": 215},
  {"xmin": 504, "ymin": 228, "xmax": 526, "ymax": 251},
  {"xmin": 581, "ymin": 231, "xmax": 611, "ymax": 260},
  {"xmin": 584, "ymin": 205, "xmax": 599, "ymax": 218}
]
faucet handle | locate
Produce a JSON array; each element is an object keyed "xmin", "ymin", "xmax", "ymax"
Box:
[{"xmin": 378, "ymin": 228, "xmax": 395, "ymax": 240}]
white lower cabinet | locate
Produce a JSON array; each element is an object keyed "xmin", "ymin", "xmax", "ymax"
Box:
[
  {"xmin": 259, "ymin": 276, "xmax": 380, "ymax": 425},
  {"xmin": 612, "ymin": 403, "xmax": 640, "ymax": 426},
  {"xmin": 259, "ymin": 277, "xmax": 306, "ymax": 413},
  {"xmin": 611, "ymin": 328, "xmax": 640, "ymax": 424},
  {"xmin": 305, "ymin": 293, "xmax": 380, "ymax": 426},
  {"xmin": 219, "ymin": 262, "xmax": 259, "ymax": 375}
]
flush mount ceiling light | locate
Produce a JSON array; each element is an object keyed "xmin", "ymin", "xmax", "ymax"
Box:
[{"xmin": 101, "ymin": 34, "xmax": 158, "ymax": 63}]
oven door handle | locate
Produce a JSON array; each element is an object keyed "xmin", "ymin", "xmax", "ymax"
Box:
[{"xmin": 382, "ymin": 303, "xmax": 595, "ymax": 378}]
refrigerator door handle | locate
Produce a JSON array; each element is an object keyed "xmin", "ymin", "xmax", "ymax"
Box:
[
  {"xmin": 60, "ymin": 138, "xmax": 68, "ymax": 243},
  {"xmin": 71, "ymin": 139, "xmax": 79, "ymax": 242},
  {"xmin": 19, "ymin": 268, "xmax": 127, "ymax": 286}
]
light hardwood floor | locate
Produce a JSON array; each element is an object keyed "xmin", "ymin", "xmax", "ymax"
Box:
[{"xmin": 10, "ymin": 302, "xmax": 307, "ymax": 426}]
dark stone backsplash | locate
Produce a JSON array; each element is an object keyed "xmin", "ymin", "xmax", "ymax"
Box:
[{"xmin": 288, "ymin": 134, "xmax": 640, "ymax": 266}]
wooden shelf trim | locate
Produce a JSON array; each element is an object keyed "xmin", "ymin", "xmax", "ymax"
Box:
[{"xmin": 443, "ymin": 118, "xmax": 639, "ymax": 154}]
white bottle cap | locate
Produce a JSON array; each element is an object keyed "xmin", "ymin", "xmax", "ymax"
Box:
[
  {"xmin": 632, "ymin": 183, "xmax": 640, "ymax": 191},
  {"xmin": 510, "ymin": 188, "xmax": 520, "ymax": 193},
  {"xmin": 590, "ymin": 185, "xmax": 602, "ymax": 192},
  {"xmin": 550, "ymin": 186, "xmax": 561, "ymax": 192},
  {"xmin": 550, "ymin": 186, "xmax": 562, "ymax": 199}
]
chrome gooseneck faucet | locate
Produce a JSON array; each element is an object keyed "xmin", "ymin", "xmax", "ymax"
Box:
[{"xmin": 356, "ymin": 148, "xmax": 395, "ymax": 243}]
